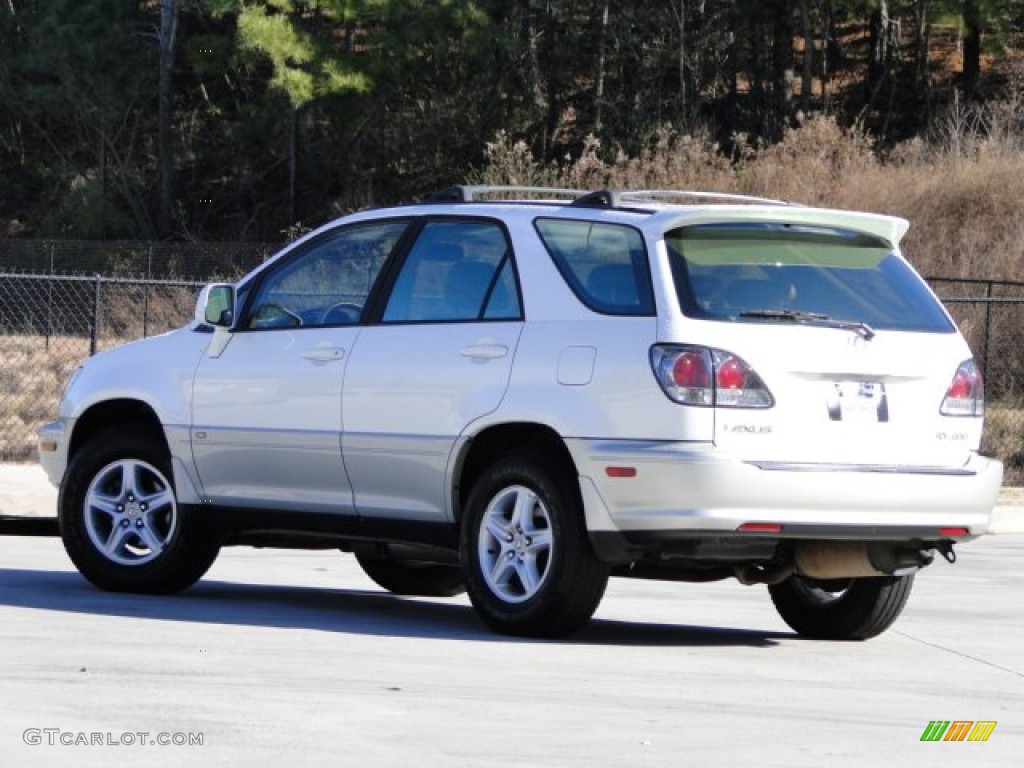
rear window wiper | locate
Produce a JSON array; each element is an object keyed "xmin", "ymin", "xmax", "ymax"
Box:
[{"xmin": 739, "ymin": 309, "xmax": 876, "ymax": 340}]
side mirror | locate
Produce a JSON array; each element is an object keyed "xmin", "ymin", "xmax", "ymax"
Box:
[{"xmin": 195, "ymin": 284, "xmax": 235, "ymax": 328}]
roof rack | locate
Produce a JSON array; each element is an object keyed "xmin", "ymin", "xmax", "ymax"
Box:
[
  {"xmin": 424, "ymin": 185, "xmax": 585, "ymax": 203},
  {"xmin": 570, "ymin": 189, "xmax": 798, "ymax": 208}
]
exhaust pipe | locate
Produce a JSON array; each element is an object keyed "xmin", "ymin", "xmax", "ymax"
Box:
[
  {"xmin": 734, "ymin": 562, "xmax": 795, "ymax": 585},
  {"xmin": 795, "ymin": 541, "xmax": 934, "ymax": 580}
]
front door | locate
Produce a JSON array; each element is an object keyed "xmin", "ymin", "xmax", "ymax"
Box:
[{"xmin": 191, "ymin": 219, "xmax": 409, "ymax": 512}]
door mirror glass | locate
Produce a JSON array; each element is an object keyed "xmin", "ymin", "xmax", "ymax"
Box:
[{"xmin": 196, "ymin": 284, "xmax": 235, "ymax": 328}]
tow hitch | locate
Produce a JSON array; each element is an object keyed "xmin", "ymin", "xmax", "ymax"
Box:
[{"xmin": 936, "ymin": 541, "xmax": 957, "ymax": 564}]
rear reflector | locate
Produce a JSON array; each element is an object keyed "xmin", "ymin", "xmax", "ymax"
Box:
[
  {"xmin": 939, "ymin": 527, "xmax": 969, "ymax": 537},
  {"xmin": 605, "ymin": 466, "xmax": 637, "ymax": 478},
  {"xmin": 737, "ymin": 522, "xmax": 783, "ymax": 533}
]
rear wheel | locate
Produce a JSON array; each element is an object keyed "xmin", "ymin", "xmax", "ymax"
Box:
[
  {"xmin": 768, "ymin": 573, "xmax": 914, "ymax": 640},
  {"xmin": 355, "ymin": 551, "xmax": 465, "ymax": 597},
  {"xmin": 461, "ymin": 455, "xmax": 609, "ymax": 638},
  {"xmin": 59, "ymin": 426, "xmax": 220, "ymax": 594}
]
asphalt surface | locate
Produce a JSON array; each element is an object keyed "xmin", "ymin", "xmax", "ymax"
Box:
[{"xmin": 1, "ymin": 531, "xmax": 1021, "ymax": 766}]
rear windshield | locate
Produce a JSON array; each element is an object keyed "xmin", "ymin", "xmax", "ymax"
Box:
[{"xmin": 666, "ymin": 223, "xmax": 954, "ymax": 333}]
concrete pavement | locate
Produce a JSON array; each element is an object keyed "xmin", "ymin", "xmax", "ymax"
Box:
[
  {"xmin": 0, "ymin": 534, "xmax": 1021, "ymax": 766},
  {"xmin": 2, "ymin": 463, "xmax": 1021, "ymax": 765}
]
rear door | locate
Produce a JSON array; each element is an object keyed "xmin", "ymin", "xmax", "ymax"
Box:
[
  {"xmin": 710, "ymin": 325, "xmax": 975, "ymax": 468},
  {"xmin": 665, "ymin": 222, "xmax": 979, "ymax": 468},
  {"xmin": 342, "ymin": 218, "xmax": 524, "ymax": 522}
]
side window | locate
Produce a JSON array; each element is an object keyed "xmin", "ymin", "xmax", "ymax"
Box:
[
  {"xmin": 244, "ymin": 220, "xmax": 408, "ymax": 330},
  {"xmin": 534, "ymin": 218, "xmax": 655, "ymax": 316},
  {"xmin": 483, "ymin": 259, "xmax": 520, "ymax": 320},
  {"xmin": 382, "ymin": 220, "xmax": 521, "ymax": 322}
]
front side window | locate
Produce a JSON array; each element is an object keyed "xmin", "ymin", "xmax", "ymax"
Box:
[
  {"xmin": 382, "ymin": 220, "xmax": 521, "ymax": 323},
  {"xmin": 667, "ymin": 223, "xmax": 954, "ymax": 333},
  {"xmin": 244, "ymin": 220, "xmax": 408, "ymax": 330},
  {"xmin": 535, "ymin": 218, "xmax": 655, "ymax": 316}
]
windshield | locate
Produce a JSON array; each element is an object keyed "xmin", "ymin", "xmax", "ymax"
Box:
[{"xmin": 666, "ymin": 223, "xmax": 954, "ymax": 333}]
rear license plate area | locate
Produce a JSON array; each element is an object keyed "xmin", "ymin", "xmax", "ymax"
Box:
[{"xmin": 827, "ymin": 381, "xmax": 888, "ymax": 423}]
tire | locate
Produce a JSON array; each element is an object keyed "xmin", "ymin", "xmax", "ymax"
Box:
[
  {"xmin": 460, "ymin": 454, "xmax": 609, "ymax": 638},
  {"xmin": 768, "ymin": 573, "xmax": 915, "ymax": 640},
  {"xmin": 355, "ymin": 551, "xmax": 465, "ymax": 597},
  {"xmin": 59, "ymin": 426, "xmax": 220, "ymax": 594}
]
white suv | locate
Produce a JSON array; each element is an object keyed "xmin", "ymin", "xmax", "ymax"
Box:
[{"xmin": 38, "ymin": 187, "xmax": 1002, "ymax": 639}]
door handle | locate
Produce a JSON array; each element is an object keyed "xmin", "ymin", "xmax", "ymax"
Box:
[
  {"xmin": 302, "ymin": 347, "xmax": 345, "ymax": 364},
  {"xmin": 461, "ymin": 344, "xmax": 508, "ymax": 361}
]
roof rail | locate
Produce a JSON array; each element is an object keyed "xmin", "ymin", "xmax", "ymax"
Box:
[
  {"xmin": 570, "ymin": 189, "xmax": 798, "ymax": 208},
  {"xmin": 424, "ymin": 185, "xmax": 585, "ymax": 203}
]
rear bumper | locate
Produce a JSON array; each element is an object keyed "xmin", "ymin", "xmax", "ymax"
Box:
[{"xmin": 568, "ymin": 439, "xmax": 1002, "ymax": 556}]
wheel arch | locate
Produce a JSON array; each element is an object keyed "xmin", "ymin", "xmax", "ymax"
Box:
[
  {"xmin": 452, "ymin": 422, "xmax": 578, "ymax": 523},
  {"xmin": 69, "ymin": 399, "xmax": 168, "ymax": 463}
]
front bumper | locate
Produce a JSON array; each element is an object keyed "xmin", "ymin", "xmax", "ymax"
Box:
[{"xmin": 569, "ymin": 439, "xmax": 1002, "ymax": 550}]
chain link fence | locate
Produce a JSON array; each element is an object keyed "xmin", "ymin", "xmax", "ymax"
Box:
[
  {"xmin": 0, "ymin": 273, "xmax": 203, "ymax": 461},
  {"xmin": 0, "ymin": 238, "xmax": 274, "ymax": 461},
  {"xmin": 2, "ymin": 252, "xmax": 1023, "ymax": 481},
  {"xmin": 0, "ymin": 239, "xmax": 277, "ymax": 281},
  {"xmin": 928, "ymin": 278, "xmax": 1024, "ymax": 482}
]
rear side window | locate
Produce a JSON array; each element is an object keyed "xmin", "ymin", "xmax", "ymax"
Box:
[
  {"xmin": 666, "ymin": 223, "xmax": 954, "ymax": 333},
  {"xmin": 535, "ymin": 219, "xmax": 655, "ymax": 316}
]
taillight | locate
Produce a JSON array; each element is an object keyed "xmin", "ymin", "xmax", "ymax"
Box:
[
  {"xmin": 651, "ymin": 345, "xmax": 773, "ymax": 408},
  {"xmin": 672, "ymin": 351, "xmax": 711, "ymax": 389},
  {"xmin": 716, "ymin": 356, "xmax": 746, "ymax": 390},
  {"xmin": 653, "ymin": 347, "xmax": 714, "ymax": 405},
  {"xmin": 940, "ymin": 359, "xmax": 984, "ymax": 417}
]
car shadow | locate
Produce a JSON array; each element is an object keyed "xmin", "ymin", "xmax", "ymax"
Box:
[
  {"xmin": 0, "ymin": 567, "xmax": 790, "ymax": 648},
  {"xmin": 0, "ymin": 516, "xmax": 58, "ymax": 537}
]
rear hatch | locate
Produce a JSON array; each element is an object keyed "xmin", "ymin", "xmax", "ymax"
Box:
[{"xmin": 661, "ymin": 221, "xmax": 983, "ymax": 468}]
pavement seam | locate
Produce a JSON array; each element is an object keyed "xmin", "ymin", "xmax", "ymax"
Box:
[{"xmin": 893, "ymin": 630, "xmax": 1024, "ymax": 678}]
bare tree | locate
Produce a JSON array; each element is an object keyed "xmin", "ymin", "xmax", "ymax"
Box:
[
  {"xmin": 157, "ymin": 0, "xmax": 178, "ymax": 238},
  {"xmin": 771, "ymin": 0, "xmax": 795, "ymax": 139},
  {"xmin": 593, "ymin": 0, "xmax": 610, "ymax": 133},
  {"xmin": 963, "ymin": 0, "xmax": 981, "ymax": 98},
  {"xmin": 799, "ymin": 0, "xmax": 813, "ymax": 114}
]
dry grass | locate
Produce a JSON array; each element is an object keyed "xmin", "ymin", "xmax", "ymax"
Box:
[
  {"xmin": 0, "ymin": 335, "xmax": 91, "ymax": 461},
  {"xmin": 478, "ymin": 110, "xmax": 1024, "ymax": 282},
  {"xmin": 1, "ymin": 279, "xmax": 199, "ymax": 461},
  {"xmin": 983, "ymin": 403, "xmax": 1024, "ymax": 484}
]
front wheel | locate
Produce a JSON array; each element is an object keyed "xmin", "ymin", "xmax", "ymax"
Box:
[
  {"xmin": 768, "ymin": 573, "xmax": 915, "ymax": 640},
  {"xmin": 59, "ymin": 426, "xmax": 220, "ymax": 594},
  {"xmin": 461, "ymin": 455, "xmax": 609, "ymax": 638}
]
